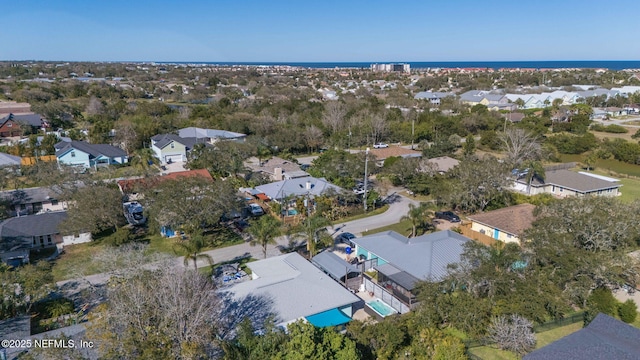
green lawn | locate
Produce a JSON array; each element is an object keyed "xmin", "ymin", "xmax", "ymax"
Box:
[
  {"xmin": 363, "ymin": 219, "xmax": 414, "ymax": 237},
  {"xmin": 618, "ymin": 177, "xmax": 640, "ymax": 202},
  {"xmin": 332, "ymin": 204, "xmax": 389, "ymax": 225},
  {"xmin": 468, "ymin": 346, "xmax": 519, "ymax": 360},
  {"xmin": 468, "ymin": 321, "xmax": 584, "ymax": 360},
  {"xmin": 51, "ymin": 241, "xmax": 109, "ymax": 282},
  {"xmin": 534, "ymin": 322, "xmax": 583, "ymax": 349}
]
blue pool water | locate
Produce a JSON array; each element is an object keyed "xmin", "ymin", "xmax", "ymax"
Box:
[
  {"xmin": 367, "ymin": 299, "xmax": 397, "ymax": 317},
  {"xmin": 305, "ymin": 308, "xmax": 352, "ymax": 327},
  {"xmin": 288, "ymin": 209, "xmax": 298, "ymax": 216}
]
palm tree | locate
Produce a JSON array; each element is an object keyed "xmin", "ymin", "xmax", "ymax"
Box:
[
  {"xmin": 130, "ymin": 148, "xmax": 159, "ymax": 175},
  {"xmin": 401, "ymin": 202, "xmax": 436, "ymax": 237},
  {"xmin": 173, "ymin": 234, "xmax": 214, "ymax": 271},
  {"xmin": 523, "ymin": 161, "xmax": 545, "ymax": 195},
  {"xmin": 290, "ymin": 214, "xmax": 332, "ymax": 257},
  {"xmin": 248, "ymin": 215, "xmax": 282, "ymax": 258}
]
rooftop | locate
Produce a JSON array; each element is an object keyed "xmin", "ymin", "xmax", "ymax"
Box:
[
  {"xmin": 352, "ymin": 230, "xmax": 470, "ymax": 282},
  {"xmin": 254, "ymin": 176, "xmax": 342, "ymax": 200},
  {"xmin": 524, "ymin": 314, "xmax": 640, "ymax": 360},
  {"xmin": 223, "ymin": 253, "xmax": 360, "ymax": 326},
  {"xmin": 525, "ymin": 169, "xmax": 621, "ymax": 193},
  {"xmin": 426, "ymin": 156, "xmax": 460, "ymax": 173},
  {"xmin": 467, "ymin": 203, "xmax": 536, "ymax": 237},
  {"xmin": 368, "ymin": 147, "xmax": 422, "ymax": 161}
]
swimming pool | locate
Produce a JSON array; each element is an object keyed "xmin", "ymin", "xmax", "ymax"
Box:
[{"xmin": 366, "ymin": 299, "xmax": 398, "ymax": 317}]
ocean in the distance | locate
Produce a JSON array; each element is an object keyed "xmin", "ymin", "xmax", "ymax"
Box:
[{"xmin": 167, "ymin": 61, "xmax": 640, "ymax": 70}]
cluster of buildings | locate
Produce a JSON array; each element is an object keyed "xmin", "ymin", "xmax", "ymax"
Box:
[{"xmin": 370, "ymin": 63, "xmax": 411, "ymax": 73}]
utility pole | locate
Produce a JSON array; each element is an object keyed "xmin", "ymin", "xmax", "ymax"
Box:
[
  {"xmin": 411, "ymin": 116, "xmax": 415, "ymax": 150},
  {"xmin": 363, "ymin": 147, "xmax": 369, "ymax": 212}
]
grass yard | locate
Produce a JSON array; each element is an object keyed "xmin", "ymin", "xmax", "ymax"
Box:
[
  {"xmin": 468, "ymin": 346, "xmax": 519, "ymax": 360},
  {"xmin": 332, "ymin": 204, "xmax": 389, "ymax": 225},
  {"xmin": 51, "ymin": 241, "xmax": 109, "ymax": 282},
  {"xmin": 591, "ymin": 129, "xmax": 636, "ymax": 142},
  {"xmin": 617, "ymin": 177, "xmax": 640, "ymax": 202},
  {"xmin": 469, "ymin": 321, "xmax": 584, "ymax": 359},
  {"xmin": 534, "ymin": 321, "xmax": 583, "ymax": 349},
  {"xmin": 362, "ymin": 219, "xmax": 414, "ymax": 237}
]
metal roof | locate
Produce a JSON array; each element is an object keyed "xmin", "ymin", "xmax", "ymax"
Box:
[
  {"xmin": 351, "ymin": 230, "xmax": 470, "ymax": 282},
  {"xmin": 222, "ymin": 253, "xmax": 360, "ymax": 327},
  {"xmin": 312, "ymin": 251, "xmax": 361, "ymax": 280}
]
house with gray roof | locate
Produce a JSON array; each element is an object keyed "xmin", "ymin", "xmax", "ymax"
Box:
[
  {"xmin": 178, "ymin": 127, "xmax": 246, "ymax": 143},
  {"xmin": 253, "ymin": 176, "xmax": 343, "ymax": 202},
  {"xmin": 0, "ymin": 186, "xmax": 68, "ymax": 217},
  {"xmin": 0, "ymin": 211, "xmax": 91, "ymax": 266},
  {"xmin": 414, "ymin": 91, "xmax": 454, "ymax": 105},
  {"xmin": 352, "ymin": 230, "xmax": 470, "ymax": 308},
  {"xmin": 55, "ymin": 140, "xmax": 128, "ymax": 169},
  {"xmin": 524, "ymin": 313, "xmax": 640, "ymax": 360},
  {"xmin": 513, "ymin": 166, "xmax": 621, "ymax": 197},
  {"xmin": 0, "ymin": 152, "xmax": 21, "ymax": 168},
  {"xmin": 221, "ymin": 252, "xmax": 360, "ymax": 328},
  {"xmin": 312, "ymin": 251, "xmax": 361, "ymax": 284},
  {"xmin": 150, "ymin": 133, "xmax": 212, "ymax": 164},
  {"xmin": 459, "ymin": 90, "xmax": 507, "ymax": 106},
  {"xmin": 245, "ymin": 156, "xmax": 310, "ymax": 181}
]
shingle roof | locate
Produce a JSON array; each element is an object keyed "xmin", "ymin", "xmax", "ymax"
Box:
[
  {"xmin": 0, "ymin": 211, "xmax": 68, "ymax": 238},
  {"xmin": 245, "ymin": 156, "xmax": 305, "ymax": 174},
  {"xmin": 524, "ymin": 169, "xmax": 621, "ymax": 193},
  {"xmin": 12, "ymin": 113, "xmax": 46, "ymax": 127},
  {"xmin": 351, "ymin": 230, "xmax": 470, "ymax": 282},
  {"xmin": 0, "ymin": 152, "xmax": 21, "ymax": 167},
  {"xmin": 178, "ymin": 127, "xmax": 246, "ymax": 140},
  {"xmin": 0, "ymin": 186, "xmax": 56, "ymax": 205},
  {"xmin": 524, "ymin": 313, "xmax": 640, "ymax": 360},
  {"xmin": 254, "ymin": 177, "xmax": 343, "ymax": 200},
  {"xmin": 369, "ymin": 147, "xmax": 422, "ymax": 161},
  {"xmin": 467, "ymin": 204, "xmax": 536, "ymax": 237},
  {"xmin": 116, "ymin": 169, "xmax": 213, "ymax": 194},
  {"xmin": 55, "ymin": 140, "xmax": 126, "ymax": 158},
  {"xmin": 426, "ymin": 156, "xmax": 460, "ymax": 172},
  {"xmin": 223, "ymin": 253, "xmax": 360, "ymax": 326}
]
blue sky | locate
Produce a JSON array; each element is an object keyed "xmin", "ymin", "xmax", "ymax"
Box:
[{"xmin": 2, "ymin": 0, "xmax": 638, "ymax": 62}]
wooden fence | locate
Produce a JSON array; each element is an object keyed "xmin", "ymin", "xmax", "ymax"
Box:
[{"xmin": 459, "ymin": 222, "xmax": 499, "ymax": 247}]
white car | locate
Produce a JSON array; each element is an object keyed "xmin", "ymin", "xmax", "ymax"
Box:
[{"xmin": 373, "ymin": 142, "xmax": 389, "ymax": 149}]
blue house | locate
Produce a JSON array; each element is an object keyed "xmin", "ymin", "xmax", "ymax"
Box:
[
  {"xmin": 55, "ymin": 140, "xmax": 128, "ymax": 169},
  {"xmin": 351, "ymin": 230, "xmax": 470, "ymax": 311}
]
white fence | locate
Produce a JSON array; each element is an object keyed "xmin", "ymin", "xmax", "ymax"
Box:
[{"xmin": 363, "ymin": 277, "xmax": 410, "ymax": 314}]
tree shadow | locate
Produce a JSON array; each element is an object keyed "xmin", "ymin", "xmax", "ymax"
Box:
[{"xmin": 216, "ymin": 292, "xmax": 277, "ymax": 341}]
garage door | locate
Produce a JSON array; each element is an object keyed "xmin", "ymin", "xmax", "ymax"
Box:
[{"xmin": 165, "ymin": 154, "xmax": 183, "ymax": 163}]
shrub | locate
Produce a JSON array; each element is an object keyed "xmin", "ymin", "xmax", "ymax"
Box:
[
  {"xmin": 590, "ymin": 123, "xmax": 628, "ymax": 133},
  {"xmin": 618, "ymin": 299, "xmax": 638, "ymax": 323},
  {"xmin": 584, "ymin": 287, "xmax": 618, "ymax": 325}
]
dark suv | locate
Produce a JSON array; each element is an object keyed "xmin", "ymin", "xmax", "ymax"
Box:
[
  {"xmin": 335, "ymin": 232, "xmax": 356, "ymax": 247},
  {"xmin": 435, "ymin": 211, "xmax": 461, "ymax": 223}
]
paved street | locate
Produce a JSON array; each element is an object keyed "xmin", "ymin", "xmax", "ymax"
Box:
[
  {"xmin": 332, "ymin": 193, "xmax": 419, "ymax": 236},
  {"xmin": 56, "ymin": 193, "xmax": 417, "ymax": 291}
]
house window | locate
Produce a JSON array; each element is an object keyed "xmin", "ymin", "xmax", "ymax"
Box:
[
  {"xmin": 480, "ymin": 229, "xmax": 486, "ymax": 234},
  {"xmin": 170, "ymin": 143, "xmax": 175, "ymax": 149},
  {"xmin": 507, "ymin": 234, "xmax": 512, "ymax": 239},
  {"xmin": 51, "ymin": 199, "xmax": 59, "ymax": 206},
  {"xmin": 47, "ymin": 235, "xmax": 52, "ymax": 244},
  {"xmin": 71, "ymin": 151, "xmax": 76, "ymax": 157},
  {"xmin": 33, "ymin": 202, "xmax": 43, "ymax": 213},
  {"xmin": 7, "ymin": 123, "xmax": 11, "ymax": 128}
]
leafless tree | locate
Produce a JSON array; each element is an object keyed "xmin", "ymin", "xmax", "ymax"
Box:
[
  {"xmin": 368, "ymin": 112, "xmax": 389, "ymax": 144},
  {"xmin": 304, "ymin": 125, "xmax": 324, "ymax": 153},
  {"xmin": 487, "ymin": 314, "xmax": 536, "ymax": 355},
  {"xmin": 499, "ymin": 128, "xmax": 543, "ymax": 167},
  {"xmin": 89, "ymin": 266, "xmax": 221, "ymax": 359},
  {"xmin": 322, "ymin": 101, "xmax": 346, "ymax": 134},
  {"xmin": 85, "ymin": 96, "xmax": 104, "ymax": 116},
  {"xmin": 113, "ymin": 118, "xmax": 138, "ymax": 154}
]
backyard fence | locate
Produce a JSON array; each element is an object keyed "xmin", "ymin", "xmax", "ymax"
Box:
[
  {"xmin": 362, "ymin": 276, "xmax": 411, "ymax": 314},
  {"xmin": 459, "ymin": 222, "xmax": 499, "ymax": 247}
]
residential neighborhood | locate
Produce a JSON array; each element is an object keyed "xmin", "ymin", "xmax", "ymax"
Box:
[{"xmin": 1, "ymin": 60, "xmax": 640, "ymax": 360}]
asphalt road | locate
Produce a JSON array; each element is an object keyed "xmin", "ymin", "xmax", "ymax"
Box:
[{"xmin": 56, "ymin": 193, "xmax": 418, "ymax": 291}]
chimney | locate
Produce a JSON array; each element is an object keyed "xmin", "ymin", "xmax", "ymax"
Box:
[
  {"xmin": 274, "ymin": 167, "xmax": 283, "ymax": 181},
  {"xmin": 305, "ymin": 180, "xmax": 311, "ymax": 190}
]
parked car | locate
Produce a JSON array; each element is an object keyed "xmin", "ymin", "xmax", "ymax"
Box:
[
  {"xmin": 336, "ymin": 232, "xmax": 356, "ymax": 247},
  {"xmin": 373, "ymin": 142, "xmax": 389, "ymax": 149},
  {"xmin": 249, "ymin": 203, "xmax": 264, "ymax": 216},
  {"xmin": 435, "ymin": 211, "xmax": 460, "ymax": 222}
]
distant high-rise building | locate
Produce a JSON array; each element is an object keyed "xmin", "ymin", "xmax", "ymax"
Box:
[{"xmin": 370, "ymin": 63, "xmax": 410, "ymax": 73}]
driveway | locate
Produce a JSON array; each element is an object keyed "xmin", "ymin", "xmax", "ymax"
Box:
[{"xmin": 332, "ymin": 193, "xmax": 419, "ymax": 236}]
